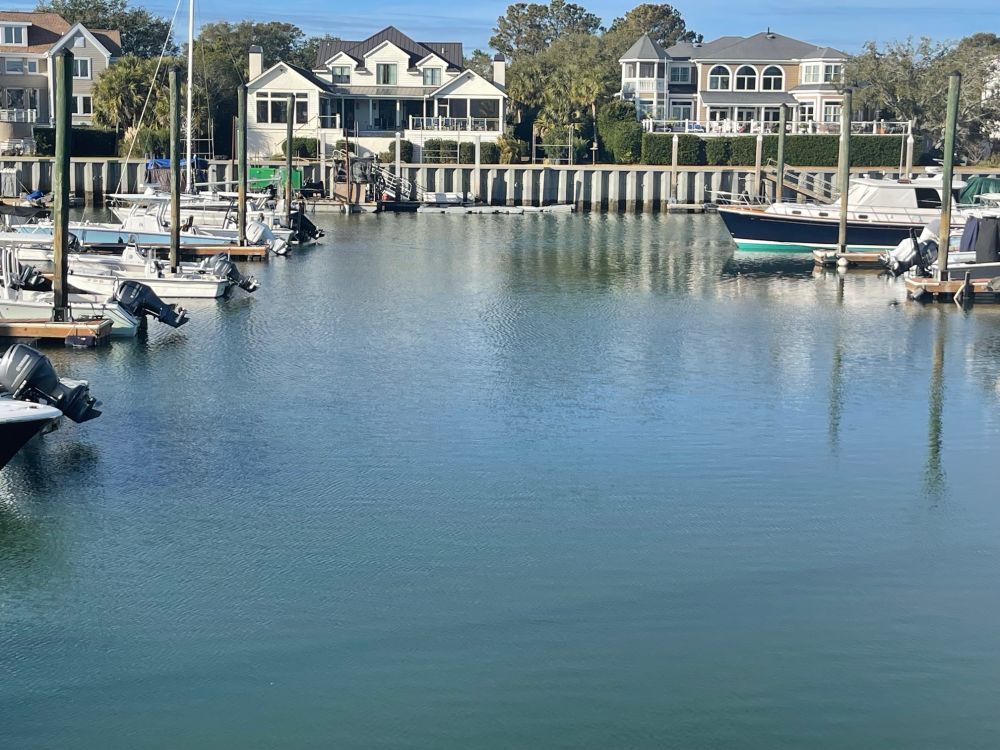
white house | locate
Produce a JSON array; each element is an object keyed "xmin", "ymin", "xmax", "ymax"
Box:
[{"xmin": 246, "ymin": 26, "xmax": 507, "ymax": 158}]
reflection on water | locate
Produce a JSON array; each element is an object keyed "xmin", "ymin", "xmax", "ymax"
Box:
[{"xmin": 3, "ymin": 213, "xmax": 1000, "ymax": 750}]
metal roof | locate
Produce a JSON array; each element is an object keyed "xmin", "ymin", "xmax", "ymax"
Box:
[{"xmin": 699, "ymin": 91, "xmax": 799, "ymax": 105}]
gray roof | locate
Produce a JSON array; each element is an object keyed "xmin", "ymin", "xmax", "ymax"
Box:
[
  {"xmin": 317, "ymin": 27, "xmax": 464, "ymax": 70},
  {"xmin": 619, "ymin": 33, "xmax": 669, "ymax": 61},
  {"xmin": 286, "ymin": 63, "xmax": 335, "ymax": 90},
  {"xmin": 669, "ymin": 32, "xmax": 847, "ymax": 62},
  {"xmin": 700, "ymin": 91, "xmax": 798, "ymax": 105}
]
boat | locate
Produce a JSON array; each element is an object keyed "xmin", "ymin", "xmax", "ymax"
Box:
[
  {"xmin": 884, "ymin": 204, "xmax": 1000, "ymax": 282},
  {"xmin": 0, "ymin": 343, "xmax": 101, "ymax": 470},
  {"xmin": 717, "ymin": 173, "xmax": 969, "ymax": 253},
  {"xmin": 0, "ymin": 247, "xmax": 188, "ymax": 334}
]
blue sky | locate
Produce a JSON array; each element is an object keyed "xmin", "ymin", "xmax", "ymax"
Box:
[{"xmin": 12, "ymin": 0, "xmax": 1000, "ymax": 53}]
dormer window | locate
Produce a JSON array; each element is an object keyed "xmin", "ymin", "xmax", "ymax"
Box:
[
  {"xmin": 802, "ymin": 64, "xmax": 821, "ymax": 84},
  {"xmin": 823, "ymin": 64, "xmax": 842, "ymax": 83},
  {"xmin": 2, "ymin": 26, "xmax": 24, "ymax": 46},
  {"xmin": 331, "ymin": 65, "xmax": 350, "ymax": 84},
  {"xmin": 422, "ymin": 67, "xmax": 441, "ymax": 86},
  {"xmin": 376, "ymin": 63, "xmax": 396, "ymax": 85}
]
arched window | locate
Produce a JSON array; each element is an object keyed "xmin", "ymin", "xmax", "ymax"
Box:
[
  {"xmin": 708, "ymin": 65, "xmax": 730, "ymax": 90},
  {"xmin": 761, "ymin": 66, "xmax": 783, "ymax": 91},
  {"xmin": 735, "ymin": 66, "xmax": 757, "ymax": 91}
]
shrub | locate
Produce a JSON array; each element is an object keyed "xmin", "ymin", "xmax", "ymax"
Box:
[
  {"xmin": 596, "ymin": 101, "xmax": 642, "ymax": 164},
  {"xmin": 279, "ymin": 137, "xmax": 317, "ymax": 159},
  {"xmin": 334, "ymin": 139, "xmax": 356, "ymax": 154},
  {"xmin": 480, "ymin": 142, "xmax": 500, "ymax": 164},
  {"xmin": 459, "ymin": 141, "xmax": 475, "ymax": 164},
  {"xmin": 640, "ymin": 133, "xmax": 704, "ymax": 165},
  {"xmin": 640, "ymin": 133, "xmax": 910, "ymax": 167},
  {"xmin": 128, "ymin": 127, "xmax": 169, "ymax": 157},
  {"xmin": 422, "ymin": 138, "xmax": 459, "ymax": 163},
  {"xmin": 33, "ymin": 126, "xmax": 118, "ymax": 157},
  {"xmin": 703, "ymin": 137, "xmax": 730, "ymax": 166},
  {"xmin": 383, "ymin": 139, "xmax": 414, "ymax": 163},
  {"xmin": 497, "ymin": 133, "xmax": 527, "ymax": 164}
]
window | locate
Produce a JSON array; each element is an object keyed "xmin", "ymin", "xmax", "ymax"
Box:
[
  {"xmin": 422, "ymin": 67, "xmax": 441, "ymax": 86},
  {"xmin": 256, "ymin": 93, "xmax": 269, "ymax": 123},
  {"xmin": 331, "ymin": 65, "xmax": 350, "ymax": 84},
  {"xmin": 914, "ymin": 188, "xmax": 942, "ymax": 209},
  {"xmin": 254, "ymin": 92, "xmax": 307, "ymax": 124},
  {"xmin": 735, "ymin": 65, "xmax": 756, "ymax": 91},
  {"xmin": 669, "ymin": 65, "xmax": 691, "ymax": 84},
  {"xmin": 802, "ymin": 64, "xmax": 820, "ymax": 84},
  {"xmin": 295, "ymin": 99, "xmax": 308, "ymax": 124},
  {"xmin": 822, "ymin": 102, "xmax": 841, "ymax": 122},
  {"xmin": 823, "ymin": 64, "xmax": 842, "ymax": 83},
  {"xmin": 2, "ymin": 26, "xmax": 24, "ymax": 45},
  {"xmin": 638, "ymin": 62, "xmax": 656, "ymax": 78},
  {"xmin": 624, "ymin": 63, "xmax": 635, "ymax": 78},
  {"xmin": 73, "ymin": 58, "xmax": 90, "ymax": 79},
  {"xmin": 71, "ymin": 95, "xmax": 92, "ymax": 115},
  {"xmin": 270, "ymin": 99, "xmax": 288, "ymax": 123},
  {"xmin": 5, "ymin": 58, "xmax": 24, "ymax": 74},
  {"xmin": 798, "ymin": 103, "xmax": 814, "ymax": 123},
  {"xmin": 74, "ymin": 35, "xmax": 85, "ymax": 48},
  {"xmin": 26, "ymin": 59, "xmax": 37, "ymax": 73},
  {"xmin": 376, "ymin": 63, "xmax": 396, "ymax": 85},
  {"xmin": 4, "ymin": 88, "xmax": 24, "ymax": 108},
  {"xmin": 708, "ymin": 65, "xmax": 730, "ymax": 90},
  {"xmin": 761, "ymin": 66, "xmax": 783, "ymax": 91},
  {"xmin": 669, "ymin": 102, "xmax": 693, "ymax": 120}
]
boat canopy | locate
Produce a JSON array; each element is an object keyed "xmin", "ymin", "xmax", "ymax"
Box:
[
  {"xmin": 846, "ymin": 176, "xmax": 966, "ymax": 209},
  {"xmin": 959, "ymin": 175, "xmax": 1000, "ymax": 205},
  {"xmin": 145, "ymin": 157, "xmax": 209, "ymax": 170}
]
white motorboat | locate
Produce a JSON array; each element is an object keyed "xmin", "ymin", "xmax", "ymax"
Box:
[
  {"xmin": 67, "ymin": 262, "xmax": 230, "ymax": 299},
  {"xmin": 0, "ymin": 343, "xmax": 101, "ymax": 470}
]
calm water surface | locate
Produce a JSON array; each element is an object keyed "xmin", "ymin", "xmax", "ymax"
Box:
[{"xmin": 3, "ymin": 213, "xmax": 1000, "ymax": 749}]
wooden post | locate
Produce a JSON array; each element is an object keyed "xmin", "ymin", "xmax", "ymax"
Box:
[
  {"xmin": 395, "ymin": 130, "xmax": 402, "ymax": 201},
  {"xmin": 237, "ymin": 84, "xmax": 247, "ymax": 246},
  {"xmin": 776, "ymin": 104, "xmax": 788, "ymax": 202},
  {"xmin": 836, "ymin": 88, "xmax": 853, "ymax": 254},
  {"xmin": 670, "ymin": 133, "xmax": 679, "ymax": 202},
  {"xmin": 753, "ymin": 133, "xmax": 764, "ymax": 198},
  {"xmin": 285, "ymin": 93, "xmax": 294, "ymax": 226},
  {"xmin": 51, "ymin": 49, "xmax": 72, "ymax": 322},
  {"xmin": 169, "ymin": 66, "xmax": 181, "ymax": 273},
  {"xmin": 938, "ymin": 72, "xmax": 961, "ymax": 281}
]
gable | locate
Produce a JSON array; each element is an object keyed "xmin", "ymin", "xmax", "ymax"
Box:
[
  {"xmin": 248, "ymin": 62, "xmax": 328, "ymax": 93},
  {"xmin": 49, "ymin": 22, "xmax": 113, "ymax": 58},
  {"xmin": 432, "ymin": 70, "xmax": 506, "ymax": 98}
]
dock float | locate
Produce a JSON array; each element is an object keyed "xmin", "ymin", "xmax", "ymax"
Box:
[
  {"xmin": 813, "ymin": 250, "xmax": 885, "ymax": 269},
  {"xmin": 905, "ymin": 276, "xmax": 1000, "ymax": 303},
  {"xmin": 0, "ymin": 318, "xmax": 113, "ymax": 347}
]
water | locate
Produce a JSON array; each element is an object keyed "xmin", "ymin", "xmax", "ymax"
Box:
[{"xmin": 3, "ymin": 213, "xmax": 1000, "ymax": 749}]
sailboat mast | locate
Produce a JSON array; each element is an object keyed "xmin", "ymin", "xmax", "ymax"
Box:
[{"xmin": 185, "ymin": 0, "xmax": 194, "ymax": 192}]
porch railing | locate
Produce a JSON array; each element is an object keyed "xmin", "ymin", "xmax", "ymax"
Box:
[
  {"xmin": 0, "ymin": 108, "xmax": 38, "ymax": 123},
  {"xmin": 408, "ymin": 116, "xmax": 501, "ymax": 132},
  {"xmin": 318, "ymin": 114, "xmax": 342, "ymax": 129},
  {"xmin": 641, "ymin": 118, "xmax": 912, "ymax": 136}
]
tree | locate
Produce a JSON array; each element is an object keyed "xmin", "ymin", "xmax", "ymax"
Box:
[
  {"xmin": 605, "ymin": 3, "xmax": 701, "ymax": 60},
  {"xmin": 292, "ymin": 34, "xmax": 340, "ymax": 70},
  {"xmin": 490, "ymin": 0, "xmax": 601, "ymax": 60},
  {"xmin": 35, "ymin": 0, "xmax": 176, "ymax": 57},
  {"xmin": 464, "ymin": 49, "xmax": 494, "ymax": 79},
  {"xmin": 846, "ymin": 35, "xmax": 1000, "ymax": 157}
]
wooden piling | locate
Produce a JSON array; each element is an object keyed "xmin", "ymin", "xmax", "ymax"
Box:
[
  {"xmin": 836, "ymin": 88, "xmax": 853, "ymax": 254},
  {"xmin": 776, "ymin": 105, "xmax": 788, "ymax": 202},
  {"xmin": 169, "ymin": 67, "xmax": 181, "ymax": 273},
  {"xmin": 285, "ymin": 93, "xmax": 294, "ymax": 226},
  {"xmin": 237, "ymin": 84, "xmax": 247, "ymax": 246},
  {"xmin": 938, "ymin": 72, "xmax": 961, "ymax": 281},
  {"xmin": 51, "ymin": 49, "xmax": 72, "ymax": 322}
]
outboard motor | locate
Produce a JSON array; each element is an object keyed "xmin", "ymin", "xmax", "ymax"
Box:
[
  {"xmin": 199, "ymin": 253, "xmax": 260, "ymax": 293},
  {"xmin": 883, "ymin": 226, "xmax": 939, "ymax": 277},
  {"xmin": 291, "ymin": 203, "xmax": 324, "ymax": 243},
  {"xmin": 114, "ymin": 280, "xmax": 189, "ymax": 327},
  {"xmin": 0, "ymin": 344, "xmax": 101, "ymax": 423},
  {"xmin": 246, "ymin": 220, "xmax": 288, "ymax": 256},
  {"xmin": 7, "ymin": 261, "xmax": 47, "ymax": 290}
]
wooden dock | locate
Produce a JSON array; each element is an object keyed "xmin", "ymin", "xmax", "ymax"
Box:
[
  {"xmin": 813, "ymin": 250, "xmax": 885, "ymax": 269},
  {"xmin": 905, "ymin": 276, "xmax": 1000, "ymax": 303},
  {"xmin": 0, "ymin": 318, "xmax": 114, "ymax": 346}
]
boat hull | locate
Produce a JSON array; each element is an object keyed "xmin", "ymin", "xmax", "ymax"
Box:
[
  {"xmin": 66, "ymin": 270, "xmax": 228, "ymax": 299},
  {"xmin": 15, "ymin": 224, "xmax": 237, "ymax": 249},
  {"xmin": 717, "ymin": 207, "xmax": 924, "ymax": 253},
  {"xmin": 0, "ymin": 402, "xmax": 61, "ymax": 469},
  {"xmin": 0, "ymin": 298, "xmax": 140, "ymax": 336}
]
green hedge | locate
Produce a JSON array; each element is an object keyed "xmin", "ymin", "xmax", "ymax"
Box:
[
  {"xmin": 383, "ymin": 139, "xmax": 414, "ymax": 163},
  {"xmin": 480, "ymin": 142, "xmax": 500, "ymax": 164},
  {"xmin": 280, "ymin": 137, "xmax": 317, "ymax": 159},
  {"xmin": 34, "ymin": 126, "xmax": 118, "ymax": 157},
  {"xmin": 422, "ymin": 138, "xmax": 459, "ymax": 163},
  {"xmin": 640, "ymin": 133, "xmax": 907, "ymax": 167},
  {"xmin": 597, "ymin": 101, "xmax": 642, "ymax": 164}
]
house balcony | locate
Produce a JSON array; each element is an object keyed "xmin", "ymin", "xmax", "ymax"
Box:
[
  {"xmin": 0, "ymin": 108, "xmax": 38, "ymax": 123},
  {"xmin": 408, "ymin": 116, "xmax": 502, "ymax": 132},
  {"xmin": 622, "ymin": 80, "xmax": 665, "ymax": 95}
]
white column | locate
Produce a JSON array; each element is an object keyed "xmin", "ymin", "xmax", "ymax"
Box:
[
  {"xmin": 368, "ymin": 99, "xmax": 373, "ymax": 130},
  {"xmin": 396, "ymin": 99, "xmax": 400, "ymax": 128}
]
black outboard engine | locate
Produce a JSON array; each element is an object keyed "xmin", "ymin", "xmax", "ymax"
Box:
[
  {"xmin": 200, "ymin": 253, "xmax": 260, "ymax": 293},
  {"xmin": 8, "ymin": 261, "xmax": 47, "ymax": 290},
  {"xmin": 290, "ymin": 207, "xmax": 324, "ymax": 243},
  {"xmin": 0, "ymin": 344, "xmax": 101, "ymax": 423},
  {"xmin": 114, "ymin": 280, "xmax": 189, "ymax": 328}
]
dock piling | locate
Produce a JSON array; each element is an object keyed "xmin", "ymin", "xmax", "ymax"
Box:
[
  {"xmin": 836, "ymin": 88, "xmax": 853, "ymax": 254},
  {"xmin": 938, "ymin": 72, "xmax": 961, "ymax": 281},
  {"xmin": 776, "ymin": 105, "xmax": 788, "ymax": 202},
  {"xmin": 285, "ymin": 94, "xmax": 294, "ymax": 226},
  {"xmin": 51, "ymin": 49, "xmax": 73, "ymax": 322},
  {"xmin": 237, "ymin": 84, "xmax": 247, "ymax": 246},
  {"xmin": 169, "ymin": 66, "xmax": 181, "ymax": 273}
]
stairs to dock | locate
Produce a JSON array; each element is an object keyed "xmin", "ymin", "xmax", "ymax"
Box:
[{"xmin": 761, "ymin": 160, "xmax": 839, "ymax": 203}]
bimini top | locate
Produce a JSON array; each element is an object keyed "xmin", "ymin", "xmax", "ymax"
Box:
[
  {"xmin": 846, "ymin": 176, "xmax": 967, "ymax": 209},
  {"xmin": 146, "ymin": 157, "xmax": 209, "ymax": 170}
]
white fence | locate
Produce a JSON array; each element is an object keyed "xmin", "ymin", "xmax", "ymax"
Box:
[
  {"xmin": 642, "ymin": 119, "xmax": 913, "ymax": 137},
  {"xmin": 408, "ymin": 117, "xmax": 502, "ymax": 133}
]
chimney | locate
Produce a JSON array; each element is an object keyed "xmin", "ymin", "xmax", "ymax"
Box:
[
  {"xmin": 492, "ymin": 53, "xmax": 506, "ymax": 87},
  {"xmin": 249, "ymin": 45, "xmax": 263, "ymax": 80}
]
